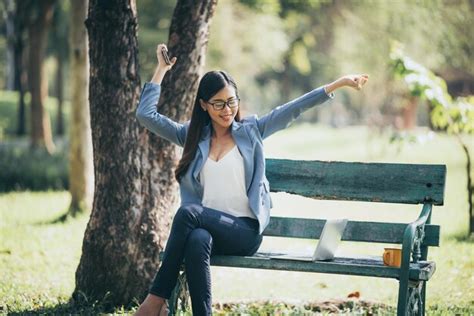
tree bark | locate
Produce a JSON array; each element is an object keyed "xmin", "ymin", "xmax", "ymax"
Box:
[
  {"xmin": 73, "ymin": 0, "xmax": 217, "ymax": 307},
  {"xmin": 67, "ymin": 0, "xmax": 94, "ymax": 217},
  {"xmin": 27, "ymin": 0, "xmax": 56, "ymax": 153}
]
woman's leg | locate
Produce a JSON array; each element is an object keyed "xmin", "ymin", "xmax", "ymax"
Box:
[
  {"xmin": 148, "ymin": 203, "xmax": 263, "ymax": 315},
  {"xmin": 181, "ymin": 211, "xmax": 262, "ymax": 316},
  {"xmin": 183, "ymin": 228, "xmax": 213, "ymax": 315},
  {"xmin": 148, "ymin": 204, "xmax": 204, "ymax": 299}
]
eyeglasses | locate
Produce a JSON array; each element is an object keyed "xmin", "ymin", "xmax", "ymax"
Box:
[{"xmin": 206, "ymin": 97, "xmax": 240, "ymax": 111}]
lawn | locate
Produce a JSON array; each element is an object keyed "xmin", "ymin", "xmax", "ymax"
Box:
[{"xmin": 1, "ymin": 123, "xmax": 473, "ymax": 314}]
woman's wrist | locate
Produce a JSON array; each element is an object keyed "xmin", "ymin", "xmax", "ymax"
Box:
[
  {"xmin": 150, "ymin": 66, "xmax": 168, "ymax": 85},
  {"xmin": 324, "ymin": 77, "xmax": 347, "ymax": 94}
]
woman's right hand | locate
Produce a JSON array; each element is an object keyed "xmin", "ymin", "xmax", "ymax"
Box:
[{"xmin": 156, "ymin": 43, "xmax": 178, "ymax": 71}]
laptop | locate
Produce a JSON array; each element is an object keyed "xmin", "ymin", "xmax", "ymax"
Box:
[{"xmin": 268, "ymin": 218, "xmax": 348, "ymax": 262}]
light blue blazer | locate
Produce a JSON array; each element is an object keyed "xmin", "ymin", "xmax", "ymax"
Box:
[{"xmin": 136, "ymin": 82, "xmax": 334, "ymax": 234}]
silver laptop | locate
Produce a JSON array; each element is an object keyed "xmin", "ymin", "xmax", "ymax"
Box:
[{"xmin": 268, "ymin": 218, "xmax": 348, "ymax": 262}]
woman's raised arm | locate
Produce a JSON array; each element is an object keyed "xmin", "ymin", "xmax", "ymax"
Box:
[
  {"xmin": 255, "ymin": 74, "xmax": 368, "ymax": 140},
  {"xmin": 136, "ymin": 44, "xmax": 189, "ymax": 147}
]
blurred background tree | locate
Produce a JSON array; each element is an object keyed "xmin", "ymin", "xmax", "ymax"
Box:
[
  {"xmin": 0, "ymin": 0, "xmax": 472, "ymax": 203},
  {"xmin": 390, "ymin": 45, "xmax": 474, "ymax": 235},
  {"xmin": 66, "ymin": 0, "xmax": 93, "ymax": 218},
  {"xmin": 1, "ymin": 0, "xmax": 473, "ymax": 138}
]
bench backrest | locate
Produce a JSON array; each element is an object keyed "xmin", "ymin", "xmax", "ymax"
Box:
[
  {"xmin": 263, "ymin": 159, "xmax": 446, "ymax": 246},
  {"xmin": 263, "ymin": 217, "xmax": 440, "ymax": 246},
  {"xmin": 265, "ymin": 159, "xmax": 446, "ymax": 205}
]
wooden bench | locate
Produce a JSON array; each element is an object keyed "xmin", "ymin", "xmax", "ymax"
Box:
[{"xmin": 162, "ymin": 158, "xmax": 446, "ymax": 316}]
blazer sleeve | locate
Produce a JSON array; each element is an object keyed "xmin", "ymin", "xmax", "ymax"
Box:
[
  {"xmin": 135, "ymin": 82, "xmax": 189, "ymax": 147},
  {"xmin": 255, "ymin": 86, "xmax": 334, "ymax": 139}
]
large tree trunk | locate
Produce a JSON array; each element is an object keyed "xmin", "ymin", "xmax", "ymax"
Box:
[
  {"xmin": 27, "ymin": 0, "xmax": 56, "ymax": 153},
  {"xmin": 73, "ymin": 0, "xmax": 217, "ymax": 307},
  {"xmin": 67, "ymin": 0, "xmax": 94, "ymax": 217}
]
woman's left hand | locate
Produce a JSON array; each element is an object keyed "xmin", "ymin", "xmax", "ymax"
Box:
[
  {"xmin": 324, "ymin": 74, "xmax": 369, "ymax": 94},
  {"xmin": 342, "ymin": 74, "xmax": 369, "ymax": 90}
]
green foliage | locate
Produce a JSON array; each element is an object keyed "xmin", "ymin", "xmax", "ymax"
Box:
[
  {"xmin": 238, "ymin": 0, "xmax": 281, "ymax": 15},
  {"xmin": 0, "ymin": 142, "xmax": 68, "ymax": 192},
  {"xmin": 0, "ymin": 90, "xmax": 71, "ymax": 140},
  {"xmin": 390, "ymin": 44, "xmax": 474, "ymax": 135}
]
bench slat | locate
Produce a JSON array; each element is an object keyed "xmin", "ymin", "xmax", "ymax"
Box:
[
  {"xmin": 263, "ymin": 217, "xmax": 440, "ymax": 246},
  {"xmin": 266, "ymin": 159, "xmax": 446, "ymax": 205},
  {"xmin": 207, "ymin": 253, "xmax": 436, "ymax": 281}
]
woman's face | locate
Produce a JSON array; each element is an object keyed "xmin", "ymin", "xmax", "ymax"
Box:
[{"xmin": 200, "ymin": 85, "xmax": 239, "ymax": 129}]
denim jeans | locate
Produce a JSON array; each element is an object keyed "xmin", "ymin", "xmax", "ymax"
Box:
[{"xmin": 148, "ymin": 203, "xmax": 263, "ymax": 316}]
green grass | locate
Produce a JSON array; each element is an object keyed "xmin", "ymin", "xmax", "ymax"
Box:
[{"xmin": 1, "ymin": 124, "xmax": 473, "ymax": 314}]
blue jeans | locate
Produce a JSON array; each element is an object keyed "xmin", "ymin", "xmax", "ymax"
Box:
[{"xmin": 149, "ymin": 203, "xmax": 263, "ymax": 316}]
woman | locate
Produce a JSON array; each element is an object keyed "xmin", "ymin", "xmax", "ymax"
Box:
[{"xmin": 135, "ymin": 43, "xmax": 368, "ymax": 316}]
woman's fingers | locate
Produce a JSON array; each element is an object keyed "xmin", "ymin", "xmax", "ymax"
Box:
[
  {"xmin": 156, "ymin": 43, "xmax": 178, "ymax": 69},
  {"xmin": 350, "ymin": 74, "xmax": 369, "ymax": 90},
  {"xmin": 357, "ymin": 74, "xmax": 368, "ymax": 88}
]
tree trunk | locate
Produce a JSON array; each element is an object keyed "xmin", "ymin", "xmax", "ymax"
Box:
[
  {"xmin": 16, "ymin": 64, "xmax": 27, "ymax": 135},
  {"xmin": 402, "ymin": 95, "xmax": 418, "ymax": 130},
  {"xmin": 5, "ymin": 0, "xmax": 15, "ymax": 90},
  {"xmin": 12, "ymin": 0, "xmax": 28, "ymax": 135},
  {"xmin": 56, "ymin": 56, "xmax": 65, "ymax": 136},
  {"xmin": 15, "ymin": 21, "xmax": 27, "ymax": 136},
  {"xmin": 67, "ymin": 0, "xmax": 94, "ymax": 217},
  {"xmin": 27, "ymin": 0, "xmax": 56, "ymax": 153},
  {"xmin": 73, "ymin": 0, "xmax": 217, "ymax": 307},
  {"xmin": 457, "ymin": 136, "xmax": 474, "ymax": 235}
]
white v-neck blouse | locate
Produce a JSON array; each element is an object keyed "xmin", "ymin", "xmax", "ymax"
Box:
[{"xmin": 199, "ymin": 145, "xmax": 257, "ymax": 219}]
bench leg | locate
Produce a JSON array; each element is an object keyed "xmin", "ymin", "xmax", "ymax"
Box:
[
  {"xmin": 420, "ymin": 281, "xmax": 426, "ymax": 316},
  {"xmin": 398, "ymin": 279, "xmax": 425, "ymax": 316},
  {"xmin": 168, "ymin": 270, "xmax": 191, "ymax": 315}
]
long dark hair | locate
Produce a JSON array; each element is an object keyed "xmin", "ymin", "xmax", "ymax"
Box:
[{"xmin": 175, "ymin": 70, "xmax": 241, "ymax": 182}]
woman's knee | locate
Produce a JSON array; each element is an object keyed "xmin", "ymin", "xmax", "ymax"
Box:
[
  {"xmin": 174, "ymin": 203, "xmax": 200, "ymax": 224},
  {"xmin": 184, "ymin": 228, "xmax": 213, "ymax": 258}
]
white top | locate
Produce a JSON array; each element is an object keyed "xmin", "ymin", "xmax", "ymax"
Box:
[{"xmin": 199, "ymin": 145, "xmax": 257, "ymax": 219}]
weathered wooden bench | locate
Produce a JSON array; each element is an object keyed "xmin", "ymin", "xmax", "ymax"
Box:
[{"xmin": 162, "ymin": 158, "xmax": 446, "ymax": 316}]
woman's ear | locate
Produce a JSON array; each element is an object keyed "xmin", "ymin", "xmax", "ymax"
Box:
[{"xmin": 199, "ymin": 99, "xmax": 207, "ymax": 111}]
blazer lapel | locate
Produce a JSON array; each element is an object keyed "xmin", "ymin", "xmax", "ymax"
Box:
[
  {"xmin": 193, "ymin": 123, "xmax": 211, "ymax": 182},
  {"xmin": 231, "ymin": 120, "xmax": 254, "ymax": 193}
]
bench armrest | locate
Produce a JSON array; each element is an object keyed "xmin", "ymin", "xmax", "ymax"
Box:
[{"xmin": 401, "ymin": 203, "xmax": 433, "ymax": 269}]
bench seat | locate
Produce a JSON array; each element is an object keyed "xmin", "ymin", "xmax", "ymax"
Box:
[
  {"xmin": 210, "ymin": 252, "xmax": 436, "ymax": 281},
  {"xmin": 159, "ymin": 251, "xmax": 436, "ymax": 281}
]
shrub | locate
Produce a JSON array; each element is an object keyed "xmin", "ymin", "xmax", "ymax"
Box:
[{"xmin": 0, "ymin": 140, "xmax": 69, "ymax": 192}]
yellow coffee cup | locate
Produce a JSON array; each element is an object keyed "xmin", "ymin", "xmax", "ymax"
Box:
[{"xmin": 383, "ymin": 248, "xmax": 402, "ymax": 267}]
